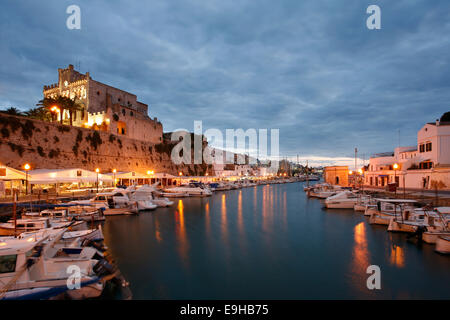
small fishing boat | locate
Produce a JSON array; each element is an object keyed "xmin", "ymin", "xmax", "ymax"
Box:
[{"xmin": 367, "ymin": 199, "xmax": 419, "ymax": 226}]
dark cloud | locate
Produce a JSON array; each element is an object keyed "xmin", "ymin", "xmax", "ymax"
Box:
[{"xmin": 1, "ymin": 0, "xmax": 449, "ymax": 161}]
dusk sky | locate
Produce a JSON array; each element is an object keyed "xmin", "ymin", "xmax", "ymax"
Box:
[{"xmin": 1, "ymin": 0, "xmax": 449, "ymax": 166}]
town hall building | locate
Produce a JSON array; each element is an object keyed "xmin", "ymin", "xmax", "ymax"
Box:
[{"xmin": 43, "ymin": 64, "xmax": 163, "ymax": 144}]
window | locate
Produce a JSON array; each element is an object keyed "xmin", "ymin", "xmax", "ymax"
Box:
[
  {"xmin": 370, "ymin": 177, "xmax": 373, "ymax": 185},
  {"xmin": 130, "ymin": 111, "xmax": 134, "ymax": 116},
  {"xmin": 426, "ymin": 142, "xmax": 432, "ymax": 152},
  {"xmin": 0, "ymin": 254, "xmax": 17, "ymax": 274},
  {"xmin": 122, "ymin": 109, "xmax": 126, "ymax": 116},
  {"xmin": 97, "ymin": 91, "xmax": 100, "ymax": 95},
  {"xmin": 420, "ymin": 162, "xmax": 433, "ymax": 169},
  {"xmin": 419, "ymin": 144, "xmax": 425, "ymax": 153},
  {"xmin": 77, "ymin": 170, "xmax": 82, "ymax": 177}
]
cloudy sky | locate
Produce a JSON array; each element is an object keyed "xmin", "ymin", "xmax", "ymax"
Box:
[{"xmin": 1, "ymin": 0, "xmax": 449, "ymax": 166}]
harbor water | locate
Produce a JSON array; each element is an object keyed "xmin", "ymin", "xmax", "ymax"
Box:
[{"xmin": 103, "ymin": 182, "xmax": 450, "ymax": 299}]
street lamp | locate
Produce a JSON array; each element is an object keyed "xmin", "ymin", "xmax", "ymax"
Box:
[
  {"xmin": 112, "ymin": 169, "xmax": 117, "ymax": 187},
  {"xmin": 178, "ymin": 171, "xmax": 183, "ymax": 186},
  {"xmin": 393, "ymin": 163, "xmax": 399, "ymax": 195},
  {"xmin": 50, "ymin": 105, "xmax": 60, "ymax": 122},
  {"xmin": 24, "ymin": 163, "xmax": 31, "ymax": 195},
  {"xmin": 95, "ymin": 168, "xmax": 100, "ymax": 193}
]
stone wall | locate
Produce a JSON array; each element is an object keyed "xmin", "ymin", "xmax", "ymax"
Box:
[{"xmin": 0, "ymin": 114, "xmax": 211, "ymax": 176}]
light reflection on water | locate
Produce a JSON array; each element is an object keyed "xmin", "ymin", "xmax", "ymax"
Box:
[{"xmin": 103, "ymin": 182, "xmax": 450, "ymax": 299}]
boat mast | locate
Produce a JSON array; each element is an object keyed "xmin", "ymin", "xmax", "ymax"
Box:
[{"xmin": 306, "ymin": 160, "xmax": 309, "ymax": 187}]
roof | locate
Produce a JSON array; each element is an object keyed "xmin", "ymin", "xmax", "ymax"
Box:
[
  {"xmin": 371, "ymin": 152, "xmax": 394, "ymax": 158},
  {"xmin": 426, "ymin": 121, "xmax": 450, "ymax": 126},
  {"xmin": 28, "ymin": 168, "xmax": 113, "ymax": 183},
  {"xmin": 105, "ymin": 172, "xmax": 176, "ymax": 179},
  {"xmin": 398, "ymin": 147, "xmax": 418, "ymax": 153},
  {"xmin": 0, "ymin": 166, "xmax": 27, "ymax": 180}
]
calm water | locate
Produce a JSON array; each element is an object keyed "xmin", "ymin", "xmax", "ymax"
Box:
[{"xmin": 103, "ymin": 182, "xmax": 450, "ymax": 299}]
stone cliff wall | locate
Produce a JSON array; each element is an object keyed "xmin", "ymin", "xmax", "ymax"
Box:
[{"xmin": 0, "ymin": 114, "xmax": 211, "ymax": 176}]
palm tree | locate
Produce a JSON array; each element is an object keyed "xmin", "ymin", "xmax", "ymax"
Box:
[
  {"xmin": 0, "ymin": 107, "xmax": 24, "ymax": 116},
  {"xmin": 57, "ymin": 96, "xmax": 82, "ymax": 126},
  {"xmin": 37, "ymin": 96, "xmax": 82, "ymax": 125},
  {"xmin": 24, "ymin": 107, "xmax": 52, "ymax": 121},
  {"xmin": 37, "ymin": 97, "xmax": 60, "ymax": 122}
]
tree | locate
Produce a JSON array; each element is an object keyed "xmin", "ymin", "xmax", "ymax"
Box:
[
  {"xmin": 37, "ymin": 96, "xmax": 82, "ymax": 125},
  {"xmin": 0, "ymin": 107, "xmax": 24, "ymax": 116},
  {"xmin": 441, "ymin": 111, "xmax": 450, "ymax": 122},
  {"xmin": 37, "ymin": 97, "xmax": 60, "ymax": 122},
  {"xmin": 24, "ymin": 107, "xmax": 52, "ymax": 121}
]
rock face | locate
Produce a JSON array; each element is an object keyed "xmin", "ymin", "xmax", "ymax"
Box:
[{"xmin": 0, "ymin": 114, "xmax": 211, "ymax": 176}]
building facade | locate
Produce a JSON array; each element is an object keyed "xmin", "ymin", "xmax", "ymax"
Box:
[
  {"xmin": 323, "ymin": 166, "xmax": 349, "ymax": 186},
  {"xmin": 43, "ymin": 64, "xmax": 163, "ymax": 143},
  {"xmin": 365, "ymin": 113, "xmax": 450, "ymax": 190}
]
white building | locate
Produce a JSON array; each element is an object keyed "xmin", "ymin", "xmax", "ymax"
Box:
[{"xmin": 365, "ymin": 113, "xmax": 450, "ymax": 190}]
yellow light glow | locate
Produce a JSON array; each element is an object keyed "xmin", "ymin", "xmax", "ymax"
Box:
[
  {"xmin": 27, "ymin": 238, "xmax": 34, "ymax": 242},
  {"xmin": 147, "ymin": 170, "xmax": 154, "ymax": 175},
  {"xmin": 349, "ymin": 170, "xmax": 353, "ymax": 175},
  {"xmin": 0, "ymin": 242, "xmax": 6, "ymax": 246},
  {"xmin": 24, "ymin": 163, "xmax": 31, "ymax": 170},
  {"xmin": 95, "ymin": 168, "xmax": 100, "ymax": 173},
  {"xmin": 113, "ymin": 169, "xmax": 117, "ymax": 173},
  {"xmin": 179, "ymin": 172, "xmax": 183, "ymax": 176},
  {"xmin": 393, "ymin": 163, "xmax": 399, "ymax": 170},
  {"xmin": 358, "ymin": 169, "xmax": 363, "ymax": 174},
  {"xmin": 50, "ymin": 106, "xmax": 60, "ymax": 113}
]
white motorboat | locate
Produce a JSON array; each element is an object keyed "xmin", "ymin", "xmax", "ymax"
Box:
[
  {"xmin": 325, "ymin": 191, "xmax": 360, "ymax": 209},
  {"xmin": 130, "ymin": 185, "xmax": 173, "ymax": 208},
  {"xmin": 71, "ymin": 191, "xmax": 139, "ymax": 214},
  {"xmin": 164, "ymin": 182, "xmax": 212, "ymax": 197},
  {"xmin": 307, "ymin": 184, "xmax": 343, "ymax": 198},
  {"xmin": 0, "ymin": 218, "xmax": 86, "ymax": 236},
  {"xmin": 0, "ymin": 229, "xmax": 108, "ymax": 300}
]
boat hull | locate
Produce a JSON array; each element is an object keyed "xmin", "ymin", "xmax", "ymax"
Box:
[
  {"xmin": 388, "ymin": 220, "xmax": 419, "ymax": 233},
  {"xmin": 435, "ymin": 237, "xmax": 450, "ymax": 254}
]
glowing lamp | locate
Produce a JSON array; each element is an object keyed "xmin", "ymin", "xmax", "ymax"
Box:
[{"xmin": 24, "ymin": 163, "xmax": 31, "ymax": 171}]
